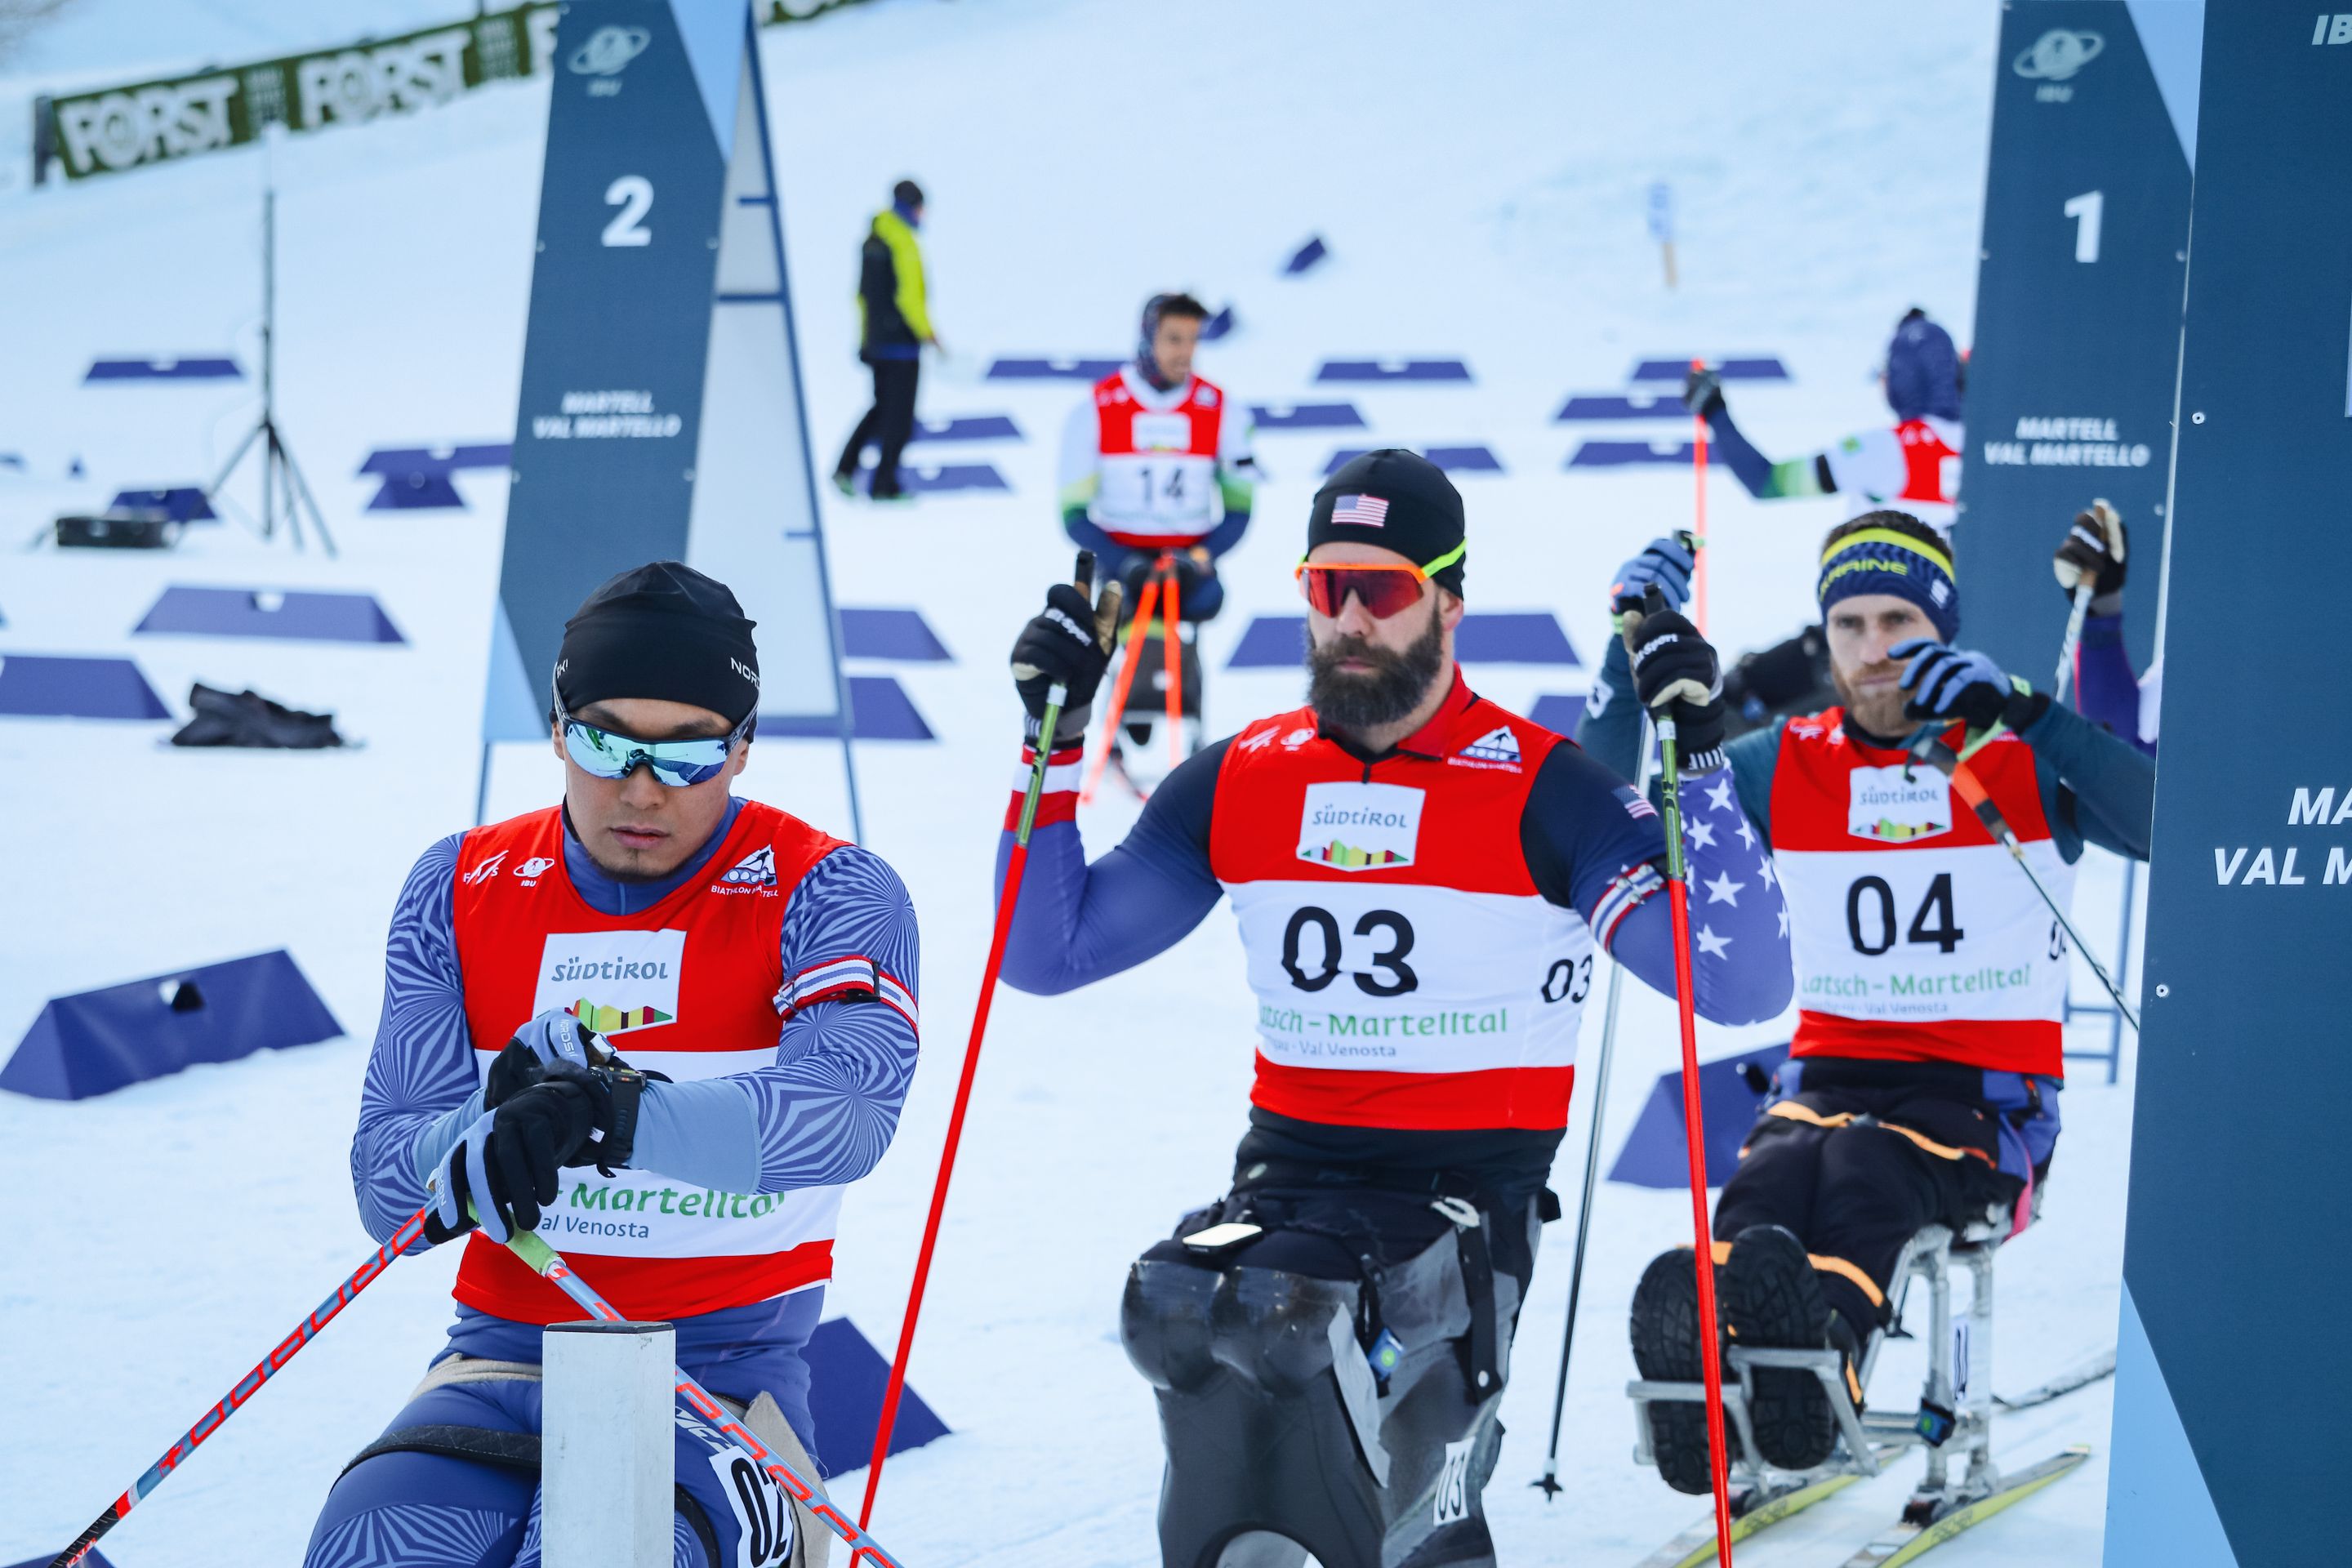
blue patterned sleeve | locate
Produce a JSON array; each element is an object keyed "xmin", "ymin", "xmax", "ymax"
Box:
[
  {"xmin": 717, "ymin": 845, "xmax": 920, "ymax": 1194},
  {"xmin": 350, "ymin": 835, "xmax": 483, "ymax": 1245}
]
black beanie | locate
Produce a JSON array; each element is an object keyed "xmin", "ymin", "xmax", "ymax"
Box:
[
  {"xmin": 1307, "ymin": 449, "xmax": 1467, "ymax": 594},
  {"xmin": 893, "ymin": 178, "xmax": 925, "ymax": 209},
  {"xmin": 553, "ymin": 562, "xmax": 760, "ymax": 727}
]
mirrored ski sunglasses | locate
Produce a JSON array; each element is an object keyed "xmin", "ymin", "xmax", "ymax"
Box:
[
  {"xmin": 556, "ymin": 691, "xmax": 751, "ymax": 787},
  {"xmin": 1294, "ymin": 542, "xmax": 1465, "ymax": 620}
]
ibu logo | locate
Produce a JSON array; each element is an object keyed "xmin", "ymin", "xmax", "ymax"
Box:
[
  {"xmin": 1297, "ymin": 782, "xmax": 1425, "ymax": 871},
  {"xmin": 1847, "ymin": 764, "xmax": 1953, "ymax": 843},
  {"xmin": 534, "ymin": 929, "xmax": 687, "ymax": 1034}
]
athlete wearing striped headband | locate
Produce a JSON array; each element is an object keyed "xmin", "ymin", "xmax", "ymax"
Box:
[{"xmin": 1583, "ymin": 509, "xmax": 2154, "ymax": 1492}]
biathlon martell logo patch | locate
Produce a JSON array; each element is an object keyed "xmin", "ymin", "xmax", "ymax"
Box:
[
  {"xmin": 534, "ymin": 929, "xmax": 687, "ymax": 1034},
  {"xmin": 1297, "ymin": 782, "xmax": 1425, "ymax": 871}
]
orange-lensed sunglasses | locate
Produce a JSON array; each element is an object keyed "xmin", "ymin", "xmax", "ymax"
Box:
[{"xmin": 1294, "ymin": 560, "xmax": 1431, "ymax": 619}]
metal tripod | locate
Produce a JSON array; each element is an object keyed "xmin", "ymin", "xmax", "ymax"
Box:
[{"xmin": 207, "ymin": 175, "xmax": 336, "ymax": 557}]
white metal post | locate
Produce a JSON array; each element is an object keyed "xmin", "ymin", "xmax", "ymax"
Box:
[{"xmin": 544, "ymin": 1319, "xmax": 675, "ymax": 1566}]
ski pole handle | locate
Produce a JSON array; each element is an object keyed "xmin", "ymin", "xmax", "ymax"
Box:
[
  {"xmin": 500, "ymin": 1224, "xmax": 911, "ymax": 1568},
  {"xmin": 47, "ymin": 1206, "xmax": 432, "ymax": 1568}
]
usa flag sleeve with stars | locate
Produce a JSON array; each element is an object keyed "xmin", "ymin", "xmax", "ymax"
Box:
[{"xmin": 1526, "ymin": 744, "xmax": 1793, "ymax": 1027}]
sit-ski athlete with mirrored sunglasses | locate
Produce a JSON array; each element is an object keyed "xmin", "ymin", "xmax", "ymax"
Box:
[{"xmin": 308, "ymin": 561, "xmax": 919, "ymax": 1568}]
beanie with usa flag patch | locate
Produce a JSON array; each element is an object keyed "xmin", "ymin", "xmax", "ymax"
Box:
[{"xmin": 1307, "ymin": 448, "xmax": 1467, "ymax": 595}]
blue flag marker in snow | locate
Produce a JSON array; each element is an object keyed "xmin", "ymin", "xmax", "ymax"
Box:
[
  {"xmin": 801, "ymin": 1316, "xmax": 950, "ymax": 1474},
  {"xmin": 761, "ymin": 675, "xmax": 933, "ymax": 742},
  {"xmin": 2, "ymin": 950, "xmax": 342, "ymax": 1101},
  {"xmin": 838, "ymin": 608, "xmax": 952, "ymax": 663},
  {"xmin": 486, "ymin": 0, "xmax": 858, "ymax": 834},
  {"xmin": 1566, "ymin": 439, "xmax": 1697, "ymax": 468},
  {"xmin": 1251, "ymin": 402, "xmax": 1364, "ymax": 430},
  {"xmin": 0, "ymin": 654, "xmax": 169, "ymax": 719},
  {"xmin": 1315, "ymin": 358, "xmax": 1472, "ymax": 383},
  {"xmin": 1553, "ymin": 394, "xmax": 1687, "ymax": 422},
  {"xmin": 986, "ymin": 357, "xmax": 1123, "ymax": 380},
  {"xmin": 1282, "ymin": 234, "xmax": 1328, "ymax": 274},
  {"xmin": 1628, "ymin": 356, "xmax": 1788, "ymax": 383},
  {"xmin": 84, "ymin": 356, "xmax": 242, "ymax": 382},
  {"xmin": 111, "ymin": 486, "xmax": 217, "ymax": 522},
  {"xmin": 134, "ymin": 586, "xmax": 407, "ymax": 644},
  {"xmin": 1606, "ymin": 1044, "xmax": 1786, "ymax": 1190},
  {"xmin": 908, "ymin": 414, "xmax": 1021, "ymax": 444}
]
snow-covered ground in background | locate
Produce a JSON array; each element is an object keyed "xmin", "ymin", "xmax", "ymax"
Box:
[{"xmin": 0, "ymin": 3, "xmax": 2147, "ymax": 1562}]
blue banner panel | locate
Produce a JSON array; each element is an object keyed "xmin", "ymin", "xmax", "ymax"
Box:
[
  {"xmin": 491, "ymin": 0, "xmax": 730, "ymax": 731},
  {"xmin": 368, "ymin": 474, "xmax": 468, "ymax": 510},
  {"xmin": 359, "ymin": 442, "xmax": 514, "ymax": 476},
  {"xmin": 2, "ymin": 949, "xmax": 342, "ymax": 1100},
  {"xmin": 1607, "ymin": 1043, "xmax": 1786, "ymax": 1190},
  {"xmin": 1526, "ymin": 693, "xmax": 1588, "ymax": 735},
  {"xmin": 856, "ymin": 461, "xmax": 1007, "ymax": 495},
  {"xmin": 802, "ymin": 1316, "xmax": 947, "ymax": 1474},
  {"xmin": 1959, "ymin": 2, "xmax": 2191, "ymax": 679},
  {"xmin": 2107, "ymin": 7, "xmax": 2351, "ymax": 1563},
  {"xmin": 0, "ymin": 654, "xmax": 168, "ymax": 719},
  {"xmin": 135, "ymin": 586, "xmax": 407, "ymax": 644}
]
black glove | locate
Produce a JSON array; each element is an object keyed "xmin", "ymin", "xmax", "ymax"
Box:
[
  {"xmin": 1011, "ymin": 553, "xmax": 1121, "ymax": 748},
  {"xmin": 1625, "ymin": 586, "xmax": 1726, "ymax": 764},
  {"xmin": 1682, "ymin": 365, "xmax": 1726, "ymax": 421},
  {"xmin": 2053, "ymin": 501, "xmax": 2127, "ymax": 610},
  {"xmin": 425, "ymin": 1071, "xmax": 599, "ymax": 1245},
  {"xmin": 1893, "ymin": 639, "xmax": 2048, "ymax": 733}
]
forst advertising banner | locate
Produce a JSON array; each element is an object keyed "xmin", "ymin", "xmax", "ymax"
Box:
[
  {"xmin": 43, "ymin": 4, "xmax": 560, "ymax": 182},
  {"xmin": 35, "ymin": 0, "xmax": 877, "ymax": 184},
  {"xmin": 1959, "ymin": 2, "xmax": 2196, "ymax": 679},
  {"xmin": 2105, "ymin": 5, "xmax": 2352, "ymax": 1566}
]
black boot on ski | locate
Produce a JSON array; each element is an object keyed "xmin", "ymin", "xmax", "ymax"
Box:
[
  {"xmin": 1723, "ymin": 1223, "xmax": 1847, "ymax": 1471},
  {"xmin": 1630, "ymin": 1247, "xmax": 1735, "ymax": 1494}
]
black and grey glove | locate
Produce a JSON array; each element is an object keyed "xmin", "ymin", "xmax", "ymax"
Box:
[
  {"xmin": 1011, "ymin": 551, "xmax": 1122, "ymax": 748},
  {"xmin": 1682, "ymin": 365, "xmax": 1726, "ymax": 421},
  {"xmin": 1625, "ymin": 585, "xmax": 1726, "ymax": 766},
  {"xmin": 2053, "ymin": 500, "xmax": 2127, "ymax": 612},
  {"xmin": 423, "ymin": 1040, "xmax": 652, "ymax": 1245}
]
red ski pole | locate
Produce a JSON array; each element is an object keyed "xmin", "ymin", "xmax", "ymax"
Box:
[
  {"xmin": 1654, "ymin": 702, "xmax": 1737, "ymax": 1565},
  {"xmin": 1691, "ymin": 358, "xmax": 1711, "ymax": 635},
  {"xmin": 857, "ymin": 554, "xmax": 1116, "ymax": 1549},
  {"xmin": 45, "ymin": 1206, "xmax": 431, "ymax": 1567},
  {"xmin": 1078, "ymin": 568, "xmax": 1160, "ymax": 804},
  {"xmin": 1160, "ymin": 556, "xmax": 1183, "ymax": 770}
]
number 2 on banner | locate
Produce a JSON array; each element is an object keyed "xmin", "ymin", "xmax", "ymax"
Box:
[
  {"xmin": 603, "ymin": 175, "xmax": 654, "ymax": 247},
  {"xmin": 2063, "ymin": 189, "xmax": 2102, "ymax": 263}
]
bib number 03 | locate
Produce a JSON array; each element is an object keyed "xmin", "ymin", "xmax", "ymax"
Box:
[{"xmin": 1281, "ymin": 906, "xmax": 1417, "ymax": 996}]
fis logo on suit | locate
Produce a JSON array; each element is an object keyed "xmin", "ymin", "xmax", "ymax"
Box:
[
  {"xmin": 464, "ymin": 850, "xmax": 508, "ymax": 885},
  {"xmin": 570, "ymin": 26, "xmax": 650, "ymax": 96}
]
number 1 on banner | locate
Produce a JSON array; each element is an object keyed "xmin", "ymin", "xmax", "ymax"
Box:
[{"xmin": 2063, "ymin": 189, "xmax": 2102, "ymax": 263}]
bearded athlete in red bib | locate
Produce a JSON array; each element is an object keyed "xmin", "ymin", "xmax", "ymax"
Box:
[
  {"xmin": 1579, "ymin": 514, "xmax": 2153, "ymax": 1493},
  {"xmin": 309, "ymin": 564, "xmax": 919, "ymax": 1568},
  {"xmin": 998, "ymin": 450, "xmax": 1793, "ymax": 1567}
]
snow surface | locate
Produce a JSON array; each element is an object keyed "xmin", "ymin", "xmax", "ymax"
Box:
[{"xmin": 0, "ymin": 2, "xmax": 2148, "ymax": 1562}]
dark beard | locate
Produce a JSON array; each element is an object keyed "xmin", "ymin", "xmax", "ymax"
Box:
[
  {"xmin": 1830, "ymin": 662, "xmax": 1914, "ymax": 744},
  {"xmin": 1307, "ymin": 607, "xmax": 1448, "ymax": 734}
]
